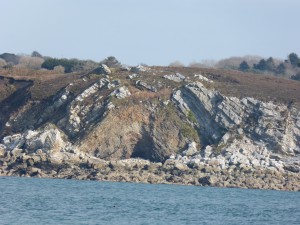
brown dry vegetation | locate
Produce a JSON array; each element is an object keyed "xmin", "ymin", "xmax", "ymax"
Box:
[
  {"xmin": 154, "ymin": 66, "xmax": 300, "ymax": 108},
  {"xmin": 1, "ymin": 65, "xmax": 300, "ymax": 108},
  {"xmin": 0, "ymin": 67, "xmax": 86, "ymax": 100}
]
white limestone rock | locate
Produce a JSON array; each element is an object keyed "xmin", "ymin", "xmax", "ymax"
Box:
[
  {"xmin": 163, "ymin": 73, "xmax": 185, "ymax": 82},
  {"xmin": 130, "ymin": 65, "xmax": 149, "ymax": 73},
  {"xmin": 92, "ymin": 64, "xmax": 111, "ymax": 75},
  {"xmin": 172, "ymin": 82, "xmax": 300, "ymax": 156},
  {"xmin": 25, "ymin": 125, "xmax": 67, "ymax": 153},
  {"xmin": 194, "ymin": 74, "xmax": 213, "ymax": 83},
  {"xmin": 110, "ymin": 86, "xmax": 131, "ymax": 99},
  {"xmin": 182, "ymin": 142, "xmax": 198, "ymax": 156},
  {"xmin": 2, "ymin": 134, "xmax": 25, "ymax": 150}
]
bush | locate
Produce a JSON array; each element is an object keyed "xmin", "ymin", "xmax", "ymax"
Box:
[
  {"xmin": 16, "ymin": 56, "xmax": 44, "ymax": 70},
  {"xmin": 42, "ymin": 58, "xmax": 79, "ymax": 73},
  {"xmin": 53, "ymin": 65, "xmax": 65, "ymax": 73},
  {"xmin": 41, "ymin": 58, "xmax": 98, "ymax": 73}
]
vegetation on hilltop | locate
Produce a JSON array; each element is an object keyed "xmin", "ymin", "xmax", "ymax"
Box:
[
  {"xmin": 1, "ymin": 51, "xmax": 300, "ymax": 81},
  {"xmin": 0, "ymin": 52, "xmax": 123, "ymax": 74},
  {"xmin": 172, "ymin": 52, "xmax": 300, "ymax": 81}
]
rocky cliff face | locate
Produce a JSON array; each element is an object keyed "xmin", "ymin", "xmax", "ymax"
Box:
[
  {"xmin": 173, "ymin": 82, "xmax": 300, "ymax": 155},
  {"xmin": 0, "ymin": 66, "xmax": 299, "ymax": 190}
]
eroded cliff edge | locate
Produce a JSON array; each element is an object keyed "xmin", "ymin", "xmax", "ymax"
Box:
[{"xmin": 0, "ymin": 65, "xmax": 299, "ymax": 191}]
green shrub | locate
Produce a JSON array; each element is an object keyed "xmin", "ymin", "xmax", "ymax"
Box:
[
  {"xmin": 187, "ymin": 110, "xmax": 197, "ymax": 123},
  {"xmin": 41, "ymin": 58, "xmax": 98, "ymax": 73}
]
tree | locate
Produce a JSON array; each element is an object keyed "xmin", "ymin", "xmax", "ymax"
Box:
[
  {"xmin": 254, "ymin": 59, "xmax": 267, "ymax": 70},
  {"xmin": 41, "ymin": 58, "xmax": 59, "ymax": 71},
  {"xmin": 31, "ymin": 51, "xmax": 43, "ymax": 58},
  {"xmin": 41, "ymin": 58, "xmax": 81, "ymax": 73},
  {"xmin": 288, "ymin": 53, "xmax": 299, "ymax": 67},
  {"xmin": 275, "ymin": 63, "xmax": 286, "ymax": 74},
  {"xmin": 265, "ymin": 57, "xmax": 276, "ymax": 71},
  {"xmin": 239, "ymin": 61, "xmax": 250, "ymax": 71}
]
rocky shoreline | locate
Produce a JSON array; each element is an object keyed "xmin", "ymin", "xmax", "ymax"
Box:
[{"xmin": 1, "ymin": 148, "xmax": 299, "ymax": 191}]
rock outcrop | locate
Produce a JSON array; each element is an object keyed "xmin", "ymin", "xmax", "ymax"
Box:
[
  {"xmin": 173, "ymin": 82, "xmax": 300, "ymax": 156},
  {"xmin": 0, "ymin": 65, "xmax": 299, "ymax": 191},
  {"xmin": 135, "ymin": 80, "xmax": 157, "ymax": 92},
  {"xmin": 163, "ymin": 73, "xmax": 186, "ymax": 82},
  {"xmin": 130, "ymin": 65, "xmax": 149, "ymax": 73},
  {"xmin": 91, "ymin": 64, "xmax": 111, "ymax": 75}
]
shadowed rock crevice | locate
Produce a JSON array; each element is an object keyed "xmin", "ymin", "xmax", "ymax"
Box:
[{"xmin": 131, "ymin": 131, "xmax": 156, "ymax": 161}]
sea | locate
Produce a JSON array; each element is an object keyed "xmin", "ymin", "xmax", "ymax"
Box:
[{"xmin": 0, "ymin": 176, "xmax": 299, "ymax": 225}]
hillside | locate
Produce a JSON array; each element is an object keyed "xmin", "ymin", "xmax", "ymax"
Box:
[{"xmin": 0, "ymin": 65, "xmax": 299, "ymax": 191}]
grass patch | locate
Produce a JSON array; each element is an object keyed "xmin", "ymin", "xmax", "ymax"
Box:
[
  {"xmin": 213, "ymin": 143, "xmax": 226, "ymax": 155},
  {"xmin": 181, "ymin": 123, "xmax": 199, "ymax": 142},
  {"xmin": 187, "ymin": 110, "xmax": 197, "ymax": 123},
  {"xmin": 156, "ymin": 103, "xmax": 200, "ymax": 144}
]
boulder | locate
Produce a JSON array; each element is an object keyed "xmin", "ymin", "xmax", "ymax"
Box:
[
  {"xmin": 30, "ymin": 167, "xmax": 42, "ymax": 174},
  {"xmin": 174, "ymin": 162, "xmax": 189, "ymax": 171},
  {"xmin": 182, "ymin": 142, "xmax": 198, "ymax": 156},
  {"xmin": 198, "ymin": 176, "xmax": 218, "ymax": 186},
  {"xmin": 11, "ymin": 148, "xmax": 23, "ymax": 157}
]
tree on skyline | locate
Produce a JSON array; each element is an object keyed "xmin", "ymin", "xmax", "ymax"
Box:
[
  {"xmin": 288, "ymin": 53, "xmax": 299, "ymax": 67},
  {"xmin": 239, "ymin": 61, "xmax": 250, "ymax": 71}
]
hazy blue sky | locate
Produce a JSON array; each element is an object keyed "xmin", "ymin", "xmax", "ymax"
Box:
[{"xmin": 1, "ymin": 0, "xmax": 299, "ymax": 65}]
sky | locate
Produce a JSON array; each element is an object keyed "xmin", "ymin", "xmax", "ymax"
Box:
[{"xmin": 1, "ymin": 0, "xmax": 299, "ymax": 65}]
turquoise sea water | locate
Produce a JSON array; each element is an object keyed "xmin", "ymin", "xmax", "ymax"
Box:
[{"xmin": 0, "ymin": 177, "xmax": 299, "ymax": 225}]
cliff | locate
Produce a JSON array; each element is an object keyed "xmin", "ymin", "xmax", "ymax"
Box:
[{"xmin": 0, "ymin": 65, "xmax": 299, "ymax": 191}]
